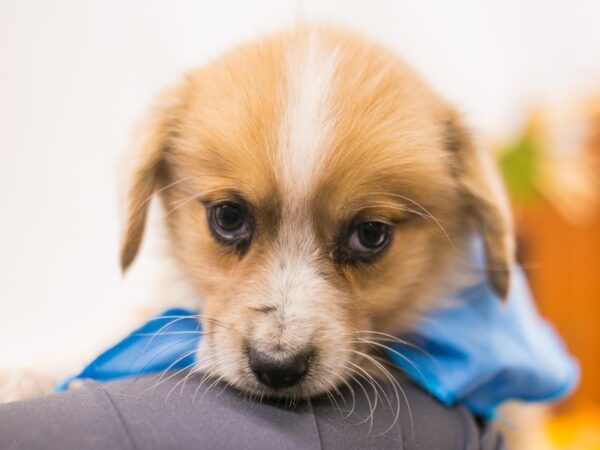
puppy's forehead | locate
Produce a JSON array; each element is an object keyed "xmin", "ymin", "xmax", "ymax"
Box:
[
  {"xmin": 276, "ymin": 30, "xmax": 338, "ymax": 200},
  {"xmin": 176, "ymin": 28, "xmax": 452, "ymax": 208}
]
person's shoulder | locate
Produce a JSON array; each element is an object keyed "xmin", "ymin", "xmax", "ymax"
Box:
[{"xmin": 0, "ymin": 373, "xmax": 505, "ymax": 450}]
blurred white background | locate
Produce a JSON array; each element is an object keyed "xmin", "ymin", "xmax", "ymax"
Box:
[{"xmin": 1, "ymin": 0, "xmax": 600, "ymax": 369}]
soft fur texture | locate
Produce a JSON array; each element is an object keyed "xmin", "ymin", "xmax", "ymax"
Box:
[{"xmin": 1, "ymin": 25, "xmax": 514, "ymax": 403}]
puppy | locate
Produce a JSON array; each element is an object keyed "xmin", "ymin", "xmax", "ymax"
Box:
[{"xmin": 1, "ymin": 25, "xmax": 513, "ymax": 402}]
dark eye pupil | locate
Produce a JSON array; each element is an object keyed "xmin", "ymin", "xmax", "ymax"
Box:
[
  {"xmin": 216, "ymin": 205, "xmax": 244, "ymax": 231},
  {"xmin": 358, "ymin": 222, "xmax": 386, "ymax": 248}
]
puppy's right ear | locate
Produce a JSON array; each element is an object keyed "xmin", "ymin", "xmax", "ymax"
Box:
[{"xmin": 120, "ymin": 88, "xmax": 182, "ymax": 272}]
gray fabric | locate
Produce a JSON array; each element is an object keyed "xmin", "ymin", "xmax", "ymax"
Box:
[{"xmin": 0, "ymin": 373, "xmax": 504, "ymax": 450}]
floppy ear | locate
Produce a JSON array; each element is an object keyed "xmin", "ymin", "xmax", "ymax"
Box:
[
  {"xmin": 446, "ymin": 114, "xmax": 515, "ymax": 299},
  {"xmin": 119, "ymin": 88, "xmax": 182, "ymax": 272}
]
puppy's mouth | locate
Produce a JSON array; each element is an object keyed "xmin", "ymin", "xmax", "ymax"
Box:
[
  {"xmin": 196, "ymin": 336, "xmax": 355, "ymax": 399},
  {"xmin": 195, "ymin": 312, "xmax": 372, "ymax": 399}
]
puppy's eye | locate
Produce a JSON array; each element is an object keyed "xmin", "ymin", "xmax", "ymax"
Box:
[
  {"xmin": 208, "ymin": 202, "xmax": 252, "ymax": 247},
  {"xmin": 349, "ymin": 222, "xmax": 391, "ymax": 253},
  {"xmin": 215, "ymin": 204, "xmax": 244, "ymax": 232},
  {"xmin": 334, "ymin": 221, "xmax": 391, "ymax": 265}
]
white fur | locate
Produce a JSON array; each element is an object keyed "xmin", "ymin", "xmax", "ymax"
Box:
[
  {"xmin": 277, "ymin": 32, "xmax": 338, "ymax": 198},
  {"xmin": 255, "ymin": 33, "xmax": 341, "ymax": 354}
]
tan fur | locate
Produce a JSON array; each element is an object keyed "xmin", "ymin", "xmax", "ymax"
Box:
[{"xmin": 0, "ymin": 25, "xmax": 518, "ymax": 405}]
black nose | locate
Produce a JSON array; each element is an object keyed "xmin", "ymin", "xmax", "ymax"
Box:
[{"xmin": 248, "ymin": 349, "xmax": 310, "ymax": 389}]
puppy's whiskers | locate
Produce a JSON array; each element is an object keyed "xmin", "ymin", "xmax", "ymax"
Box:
[
  {"xmin": 140, "ymin": 176, "xmax": 195, "ymax": 206},
  {"xmin": 162, "ymin": 186, "xmax": 233, "ymax": 218},
  {"xmin": 353, "ymin": 200, "xmax": 431, "ymax": 221},
  {"xmin": 367, "ymin": 191, "xmax": 457, "ymax": 251},
  {"xmin": 353, "ymin": 349, "xmax": 414, "ymax": 437},
  {"xmin": 343, "ymin": 364, "xmax": 378, "ymax": 433}
]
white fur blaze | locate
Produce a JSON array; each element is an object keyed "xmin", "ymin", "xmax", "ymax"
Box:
[
  {"xmin": 278, "ymin": 32, "xmax": 339, "ymax": 197},
  {"xmin": 255, "ymin": 32, "xmax": 341, "ymax": 353}
]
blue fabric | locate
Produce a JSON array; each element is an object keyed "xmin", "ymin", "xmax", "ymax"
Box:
[
  {"xmin": 57, "ymin": 254, "xmax": 578, "ymax": 416},
  {"xmin": 56, "ymin": 309, "xmax": 201, "ymax": 391},
  {"xmin": 386, "ymin": 267, "xmax": 578, "ymax": 417}
]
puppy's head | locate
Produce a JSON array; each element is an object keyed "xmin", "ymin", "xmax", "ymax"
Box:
[{"xmin": 120, "ymin": 27, "xmax": 513, "ymax": 398}]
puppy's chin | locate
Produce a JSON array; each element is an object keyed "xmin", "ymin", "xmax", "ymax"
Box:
[{"xmin": 221, "ymin": 373, "xmax": 329, "ymax": 401}]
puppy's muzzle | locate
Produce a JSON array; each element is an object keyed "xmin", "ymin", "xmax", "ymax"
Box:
[{"xmin": 248, "ymin": 349, "xmax": 311, "ymax": 389}]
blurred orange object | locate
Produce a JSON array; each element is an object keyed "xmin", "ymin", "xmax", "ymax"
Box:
[
  {"xmin": 498, "ymin": 95, "xmax": 600, "ymax": 449},
  {"xmin": 511, "ymin": 97, "xmax": 600, "ymax": 406},
  {"xmin": 545, "ymin": 402, "xmax": 600, "ymax": 449}
]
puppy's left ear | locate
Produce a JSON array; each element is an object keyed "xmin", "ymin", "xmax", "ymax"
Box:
[
  {"xmin": 120, "ymin": 86, "xmax": 183, "ymax": 272},
  {"xmin": 445, "ymin": 113, "xmax": 515, "ymax": 300}
]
